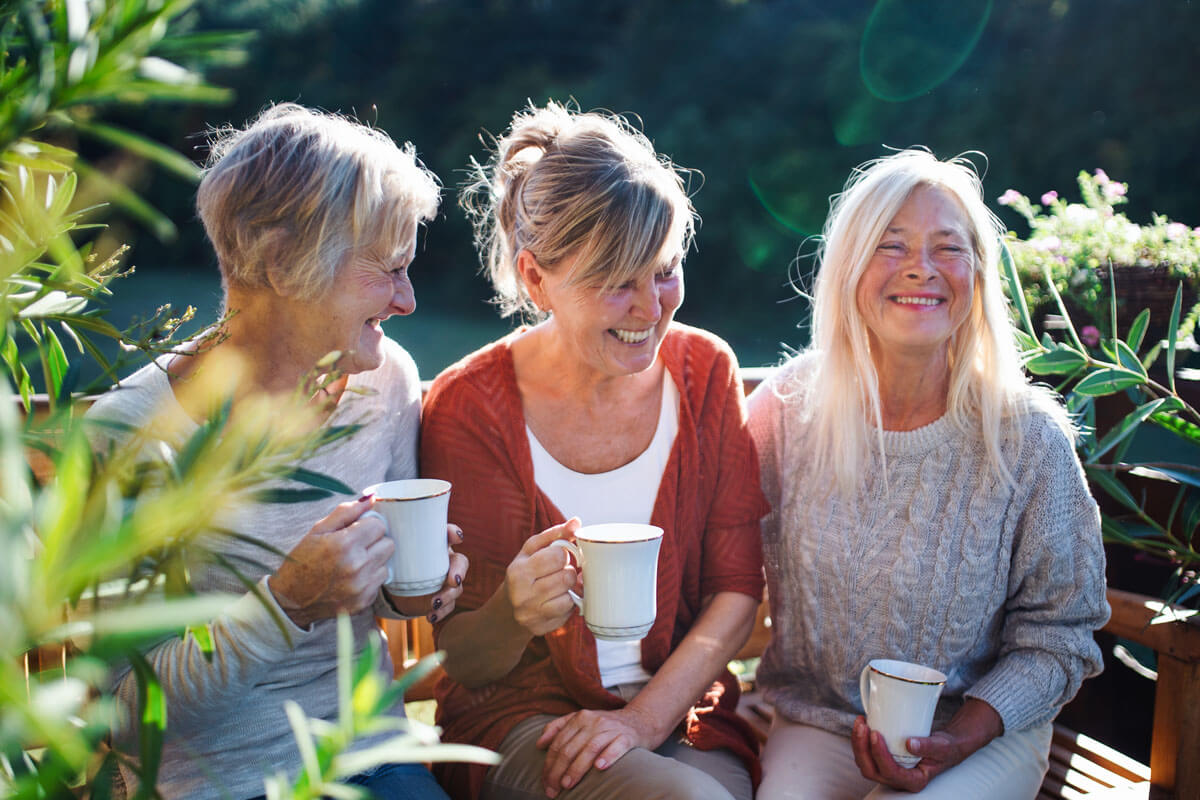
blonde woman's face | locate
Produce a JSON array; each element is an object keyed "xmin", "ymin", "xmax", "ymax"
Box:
[{"xmin": 855, "ymin": 185, "xmax": 975, "ymax": 367}]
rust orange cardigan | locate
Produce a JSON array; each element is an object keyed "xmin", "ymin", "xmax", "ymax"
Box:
[{"xmin": 420, "ymin": 324, "xmax": 768, "ymax": 799}]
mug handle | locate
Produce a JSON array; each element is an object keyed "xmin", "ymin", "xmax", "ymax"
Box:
[
  {"xmin": 859, "ymin": 664, "xmax": 871, "ymax": 717},
  {"xmin": 548, "ymin": 539, "xmax": 584, "ymax": 610},
  {"xmin": 361, "ymin": 509, "xmax": 393, "ymax": 584}
]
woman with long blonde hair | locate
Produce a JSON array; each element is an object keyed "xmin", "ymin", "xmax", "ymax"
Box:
[{"xmin": 749, "ymin": 149, "xmax": 1109, "ymax": 799}]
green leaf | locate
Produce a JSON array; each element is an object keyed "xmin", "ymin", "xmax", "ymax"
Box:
[
  {"xmin": 74, "ymin": 119, "xmax": 200, "ymax": 181},
  {"xmin": 1127, "ymin": 309, "xmax": 1150, "ymax": 354},
  {"xmin": 1151, "ymin": 410, "xmax": 1200, "ymax": 445},
  {"xmin": 1085, "ymin": 466, "xmax": 1142, "ymax": 513},
  {"xmin": 128, "ymin": 652, "xmax": 165, "ymax": 792},
  {"xmin": 1128, "ymin": 464, "xmax": 1200, "ymax": 490},
  {"xmin": 252, "ymin": 487, "xmax": 335, "ymax": 504},
  {"xmin": 1086, "ymin": 398, "xmax": 1169, "ymax": 463},
  {"xmin": 1167, "ymin": 283, "xmax": 1182, "ymax": 394},
  {"xmin": 1113, "ymin": 339, "xmax": 1147, "ymax": 377},
  {"xmin": 1000, "ymin": 240, "xmax": 1035, "ymax": 338},
  {"xmin": 281, "ymin": 466, "xmax": 355, "ymax": 495},
  {"xmin": 1072, "ymin": 367, "xmax": 1146, "ymax": 396},
  {"xmin": 1025, "ymin": 346, "xmax": 1087, "ymax": 376}
]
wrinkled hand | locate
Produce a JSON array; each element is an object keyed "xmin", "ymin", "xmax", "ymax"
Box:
[
  {"xmin": 536, "ymin": 707, "xmax": 660, "ymax": 798},
  {"xmin": 387, "ymin": 524, "xmax": 469, "ymax": 620},
  {"xmin": 269, "ymin": 496, "xmax": 393, "ymax": 628},
  {"xmin": 849, "ymin": 714, "xmax": 969, "ymax": 791},
  {"xmin": 505, "ymin": 518, "xmax": 581, "ymax": 636}
]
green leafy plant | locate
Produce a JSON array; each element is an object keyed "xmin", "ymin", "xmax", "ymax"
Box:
[
  {"xmin": 999, "ymin": 169, "xmax": 1200, "ymax": 341},
  {"xmin": 1002, "ymin": 243, "xmax": 1200, "ymax": 608},
  {"xmin": 263, "ymin": 618, "xmax": 497, "ymax": 800},
  {"xmin": 1, "ymin": 3, "xmax": 487, "ymax": 798}
]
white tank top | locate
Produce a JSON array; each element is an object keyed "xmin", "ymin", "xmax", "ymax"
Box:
[{"xmin": 527, "ymin": 370, "xmax": 679, "ymax": 688}]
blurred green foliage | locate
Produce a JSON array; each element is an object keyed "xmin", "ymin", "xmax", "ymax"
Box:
[{"xmin": 106, "ymin": 0, "xmax": 1200, "ymax": 370}]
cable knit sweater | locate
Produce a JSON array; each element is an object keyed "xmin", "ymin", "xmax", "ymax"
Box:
[
  {"xmin": 747, "ymin": 353, "xmax": 1110, "ymax": 737},
  {"xmin": 85, "ymin": 337, "xmax": 421, "ymax": 800}
]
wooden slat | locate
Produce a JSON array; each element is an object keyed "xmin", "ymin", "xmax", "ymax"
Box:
[
  {"xmin": 1104, "ymin": 588, "xmax": 1200, "ymax": 662},
  {"xmin": 1150, "ymin": 655, "xmax": 1200, "ymax": 797}
]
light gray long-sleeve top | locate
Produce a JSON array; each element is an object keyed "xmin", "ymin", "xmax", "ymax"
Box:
[
  {"xmin": 86, "ymin": 337, "xmax": 421, "ymax": 800},
  {"xmin": 747, "ymin": 353, "xmax": 1110, "ymax": 737}
]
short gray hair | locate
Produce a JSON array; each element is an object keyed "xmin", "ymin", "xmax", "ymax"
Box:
[
  {"xmin": 461, "ymin": 101, "xmax": 696, "ymax": 318},
  {"xmin": 197, "ymin": 103, "xmax": 441, "ymax": 301}
]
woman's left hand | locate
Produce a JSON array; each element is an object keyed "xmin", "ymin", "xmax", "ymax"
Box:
[
  {"xmin": 387, "ymin": 524, "xmax": 469, "ymax": 619},
  {"xmin": 850, "ymin": 698, "xmax": 1003, "ymax": 792},
  {"xmin": 535, "ymin": 706, "xmax": 660, "ymax": 798}
]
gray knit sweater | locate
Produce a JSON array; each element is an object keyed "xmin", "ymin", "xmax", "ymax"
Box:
[
  {"xmin": 747, "ymin": 353, "xmax": 1110, "ymax": 737},
  {"xmin": 86, "ymin": 337, "xmax": 421, "ymax": 800}
]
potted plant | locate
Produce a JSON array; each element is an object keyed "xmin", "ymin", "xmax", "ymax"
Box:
[{"xmin": 999, "ymin": 169, "xmax": 1200, "ymax": 344}]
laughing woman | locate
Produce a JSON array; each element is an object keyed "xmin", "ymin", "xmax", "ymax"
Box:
[
  {"xmin": 748, "ymin": 150, "xmax": 1110, "ymax": 799},
  {"xmin": 420, "ymin": 102, "xmax": 767, "ymax": 800},
  {"xmin": 87, "ymin": 104, "xmax": 466, "ymax": 800}
]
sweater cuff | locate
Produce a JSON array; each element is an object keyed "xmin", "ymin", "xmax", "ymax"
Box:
[
  {"xmin": 233, "ymin": 576, "xmax": 320, "ymax": 658},
  {"xmin": 964, "ymin": 654, "xmax": 1058, "ymax": 733}
]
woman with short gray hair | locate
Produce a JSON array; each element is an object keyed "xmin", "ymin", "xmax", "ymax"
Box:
[{"xmin": 88, "ymin": 103, "xmax": 465, "ymax": 800}]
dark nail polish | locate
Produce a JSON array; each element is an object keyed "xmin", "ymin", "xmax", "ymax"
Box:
[
  {"xmin": 357, "ymin": 492, "xmax": 373, "ymax": 503},
  {"xmin": 433, "ymin": 597, "xmax": 443, "ymax": 610},
  {"xmin": 455, "ymin": 574, "xmax": 463, "ymax": 586},
  {"xmin": 427, "ymin": 612, "xmax": 437, "ymax": 623}
]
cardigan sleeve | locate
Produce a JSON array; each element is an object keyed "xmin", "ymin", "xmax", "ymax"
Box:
[
  {"xmin": 964, "ymin": 417, "xmax": 1110, "ymax": 732},
  {"xmin": 419, "ymin": 357, "xmax": 531, "ymax": 616},
  {"xmin": 692, "ymin": 341, "xmax": 768, "ymax": 599}
]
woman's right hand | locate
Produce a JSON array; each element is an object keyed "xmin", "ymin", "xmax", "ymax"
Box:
[
  {"xmin": 268, "ymin": 496, "xmax": 393, "ymax": 628},
  {"xmin": 504, "ymin": 518, "xmax": 581, "ymax": 636}
]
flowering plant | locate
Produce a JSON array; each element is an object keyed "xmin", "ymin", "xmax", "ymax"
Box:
[{"xmin": 999, "ymin": 169, "xmax": 1200, "ymax": 340}]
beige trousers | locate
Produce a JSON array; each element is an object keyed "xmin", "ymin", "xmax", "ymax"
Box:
[
  {"xmin": 479, "ymin": 684, "xmax": 753, "ymax": 800},
  {"xmin": 757, "ymin": 715, "xmax": 1052, "ymax": 800}
]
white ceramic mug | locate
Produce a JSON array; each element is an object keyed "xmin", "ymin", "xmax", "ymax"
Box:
[
  {"xmin": 362, "ymin": 479, "xmax": 451, "ymax": 597},
  {"xmin": 550, "ymin": 523, "xmax": 664, "ymax": 641},
  {"xmin": 858, "ymin": 659, "xmax": 947, "ymax": 768}
]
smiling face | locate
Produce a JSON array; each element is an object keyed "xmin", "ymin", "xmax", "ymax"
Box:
[
  {"xmin": 855, "ymin": 184, "xmax": 976, "ymax": 368},
  {"xmin": 526, "ymin": 241, "xmax": 685, "ymax": 379},
  {"xmin": 302, "ymin": 221, "xmax": 419, "ymax": 375}
]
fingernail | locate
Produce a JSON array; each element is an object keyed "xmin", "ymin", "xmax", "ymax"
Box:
[
  {"xmin": 433, "ymin": 597, "xmax": 443, "ymax": 610},
  {"xmin": 562, "ymin": 776, "xmax": 573, "ymax": 788},
  {"xmin": 596, "ymin": 758, "xmax": 607, "ymax": 769},
  {"xmin": 357, "ymin": 492, "xmax": 374, "ymax": 503},
  {"xmin": 456, "ymin": 528, "xmax": 465, "ymax": 539},
  {"xmin": 455, "ymin": 574, "xmax": 463, "ymax": 586},
  {"xmin": 427, "ymin": 613, "xmax": 437, "ymax": 623}
]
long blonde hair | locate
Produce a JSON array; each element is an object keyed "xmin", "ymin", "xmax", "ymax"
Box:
[
  {"xmin": 461, "ymin": 101, "xmax": 696, "ymax": 318},
  {"xmin": 801, "ymin": 149, "xmax": 1070, "ymax": 493}
]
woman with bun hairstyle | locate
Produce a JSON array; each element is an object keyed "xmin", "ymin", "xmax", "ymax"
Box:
[{"xmin": 420, "ymin": 102, "xmax": 767, "ymax": 800}]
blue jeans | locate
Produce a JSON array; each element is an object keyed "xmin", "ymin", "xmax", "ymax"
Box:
[{"xmin": 247, "ymin": 762, "xmax": 449, "ymax": 800}]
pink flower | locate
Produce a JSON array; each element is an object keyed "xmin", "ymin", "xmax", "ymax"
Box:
[
  {"xmin": 1041, "ymin": 190, "xmax": 1058, "ymax": 205},
  {"xmin": 1080, "ymin": 326, "xmax": 1101, "ymax": 347},
  {"xmin": 1102, "ymin": 181, "xmax": 1127, "ymax": 200},
  {"xmin": 998, "ymin": 189, "xmax": 1022, "ymax": 206},
  {"xmin": 1094, "ymin": 169, "xmax": 1110, "ymax": 183},
  {"xmin": 1167, "ymin": 222, "xmax": 1188, "ymax": 241}
]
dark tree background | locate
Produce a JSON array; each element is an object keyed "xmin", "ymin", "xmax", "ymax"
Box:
[{"xmin": 117, "ymin": 0, "xmax": 1200, "ymax": 372}]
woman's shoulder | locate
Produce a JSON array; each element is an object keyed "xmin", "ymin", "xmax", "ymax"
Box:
[
  {"xmin": 425, "ymin": 334, "xmax": 517, "ymax": 409},
  {"xmin": 85, "ymin": 358, "xmax": 172, "ymax": 424},
  {"xmin": 660, "ymin": 322, "xmax": 739, "ymax": 377},
  {"xmin": 1006, "ymin": 385, "xmax": 1080, "ymax": 464},
  {"xmin": 758, "ymin": 349, "xmax": 820, "ymax": 397}
]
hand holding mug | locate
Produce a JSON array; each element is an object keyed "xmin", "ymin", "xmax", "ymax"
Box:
[
  {"xmin": 269, "ymin": 495, "xmax": 393, "ymax": 628},
  {"xmin": 504, "ymin": 518, "xmax": 581, "ymax": 636}
]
